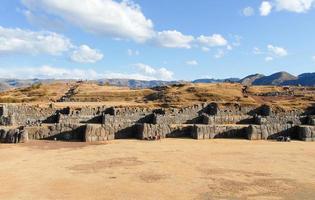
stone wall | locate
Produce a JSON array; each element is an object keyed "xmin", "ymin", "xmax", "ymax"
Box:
[
  {"xmin": 136, "ymin": 123, "xmax": 192, "ymax": 140},
  {"xmin": 0, "ymin": 126, "xmax": 28, "ymax": 143},
  {"xmin": 298, "ymin": 126, "xmax": 315, "ymax": 141},
  {"xmin": 307, "ymin": 116, "xmax": 315, "ymax": 125},
  {"xmin": 85, "ymin": 123, "xmax": 136, "ymax": 142},
  {"xmin": 192, "ymin": 124, "xmax": 248, "ymax": 140},
  {"xmin": 153, "ymin": 114, "xmax": 201, "ymax": 124},
  {"xmin": 0, "ymin": 102, "xmax": 314, "ymax": 142},
  {"xmin": 247, "ymin": 124, "xmax": 296, "ymax": 140},
  {"xmin": 202, "ymin": 114, "xmax": 254, "ymax": 125},
  {"xmin": 0, "ymin": 104, "xmax": 58, "ymax": 125},
  {"xmin": 58, "ymin": 113, "xmax": 102, "ymax": 124},
  {"xmin": 255, "ymin": 115, "xmax": 302, "ymax": 125},
  {"xmin": 26, "ymin": 124, "xmax": 85, "ymax": 141},
  {"xmin": 204, "ymin": 103, "xmax": 259, "ymax": 116}
]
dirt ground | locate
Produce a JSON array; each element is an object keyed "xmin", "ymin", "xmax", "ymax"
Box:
[{"xmin": 0, "ymin": 139, "xmax": 315, "ymax": 200}]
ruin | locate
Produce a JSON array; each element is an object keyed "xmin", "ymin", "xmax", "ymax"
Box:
[{"xmin": 1, "ymin": 102, "xmax": 315, "ymax": 143}]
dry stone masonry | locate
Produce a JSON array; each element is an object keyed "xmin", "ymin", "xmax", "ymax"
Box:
[{"xmin": 0, "ymin": 102, "xmax": 315, "ymax": 143}]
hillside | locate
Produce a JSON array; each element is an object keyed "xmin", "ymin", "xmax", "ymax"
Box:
[
  {"xmin": 1, "ymin": 71, "xmax": 315, "ymax": 92},
  {"xmin": 239, "ymin": 74, "xmax": 265, "ymax": 85},
  {"xmin": 0, "ymin": 82, "xmax": 314, "ymax": 110},
  {"xmin": 252, "ymin": 72, "xmax": 298, "ymax": 85}
]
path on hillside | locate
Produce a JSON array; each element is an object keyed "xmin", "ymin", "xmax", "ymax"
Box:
[{"xmin": 57, "ymin": 83, "xmax": 81, "ymax": 102}]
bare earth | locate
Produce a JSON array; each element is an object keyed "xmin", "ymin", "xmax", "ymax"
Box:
[{"xmin": 1, "ymin": 139, "xmax": 315, "ymax": 200}]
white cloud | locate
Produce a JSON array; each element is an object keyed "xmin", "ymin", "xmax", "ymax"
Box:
[
  {"xmin": 0, "ymin": 65, "xmax": 99, "ymax": 79},
  {"xmin": 312, "ymin": 55, "xmax": 315, "ymax": 62},
  {"xmin": 127, "ymin": 49, "xmax": 140, "ymax": 56},
  {"xmin": 265, "ymin": 56, "xmax": 274, "ymax": 61},
  {"xmin": 186, "ymin": 60, "xmax": 198, "ymax": 66},
  {"xmin": 267, "ymin": 44, "xmax": 288, "ymax": 57},
  {"xmin": 0, "ymin": 65, "xmax": 173, "ymax": 81},
  {"xmin": 21, "ymin": 0, "xmax": 231, "ymax": 51},
  {"xmin": 134, "ymin": 63, "xmax": 173, "ymax": 80},
  {"xmin": 197, "ymin": 34, "xmax": 228, "ymax": 47},
  {"xmin": 70, "ymin": 45, "xmax": 103, "ymax": 63},
  {"xmin": 275, "ymin": 0, "xmax": 315, "ymax": 13},
  {"xmin": 22, "ymin": 10, "xmax": 64, "ymax": 31},
  {"xmin": 243, "ymin": 6, "xmax": 255, "ymax": 16},
  {"xmin": 134, "ymin": 63, "xmax": 156, "ymax": 75},
  {"xmin": 154, "ymin": 30, "xmax": 194, "ymax": 49},
  {"xmin": 21, "ymin": 0, "xmax": 155, "ymax": 43},
  {"xmin": 260, "ymin": 1, "xmax": 273, "ymax": 16},
  {"xmin": 0, "ymin": 26, "xmax": 72, "ymax": 55}
]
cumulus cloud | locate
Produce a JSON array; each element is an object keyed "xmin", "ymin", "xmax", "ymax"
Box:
[
  {"xmin": 260, "ymin": 1, "xmax": 273, "ymax": 16},
  {"xmin": 197, "ymin": 34, "xmax": 228, "ymax": 47},
  {"xmin": 134, "ymin": 63, "xmax": 173, "ymax": 80},
  {"xmin": 70, "ymin": 45, "xmax": 103, "ymax": 63},
  {"xmin": 21, "ymin": 0, "xmax": 155, "ymax": 43},
  {"xmin": 0, "ymin": 65, "xmax": 174, "ymax": 81},
  {"xmin": 0, "ymin": 26, "xmax": 103, "ymax": 63},
  {"xmin": 258, "ymin": 0, "xmax": 315, "ymax": 15},
  {"xmin": 243, "ymin": 6, "xmax": 255, "ymax": 16},
  {"xmin": 275, "ymin": 0, "xmax": 315, "ymax": 13},
  {"xmin": 0, "ymin": 65, "xmax": 100, "ymax": 79},
  {"xmin": 21, "ymin": 0, "xmax": 231, "ymax": 51},
  {"xmin": 186, "ymin": 60, "xmax": 198, "ymax": 66},
  {"xmin": 253, "ymin": 44, "xmax": 287, "ymax": 61},
  {"xmin": 22, "ymin": 10, "xmax": 65, "ymax": 31},
  {"xmin": 0, "ymin": 26, "xmax": 72, "ymax": 55},
  {"xmin": 267, "ymin": 44, "xmax": 288, "ymax": 57},
  {"xmin": 154, "ymin": 30, "xmax": 194, "ymax": 49}
]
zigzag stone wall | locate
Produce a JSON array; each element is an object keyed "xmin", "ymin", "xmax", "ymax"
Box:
[{"xmin": 1, "ymin": 102, "xmax": 315, "ymax": 143}]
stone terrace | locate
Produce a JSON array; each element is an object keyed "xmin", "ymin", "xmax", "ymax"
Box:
[{"xmin": 1, "ymin": 102, "xmax": 315, "ymax": 143}]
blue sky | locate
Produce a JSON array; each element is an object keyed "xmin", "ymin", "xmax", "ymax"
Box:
[{"xmin": 0, "ymin": 0, "xmax": 315, "ymax": 80}]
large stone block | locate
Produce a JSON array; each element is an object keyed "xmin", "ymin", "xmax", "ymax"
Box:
[
  {"xmin": 0, "ymin": 127, "xmax": 28, "ymax": 143},
  {"xmin": 298, "ymin": 126, "xmax": 315, "ymax": 141},
  {"xmin": 136, "ymin": 124, "xmax": 192, "ymax": 140},
  {"xmin": 192, "ymin": 125, "xmax": 248, "ymax": 140},
  {"xmin": 247, "ymin": 124, "xmax": 296, "ymax": 140}
]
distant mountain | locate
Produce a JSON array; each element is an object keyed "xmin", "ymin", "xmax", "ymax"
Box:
[
  {"xmin": 283, "ymin": 73, "xmax": 315, "ymax": 86},
  {"xmin": 96, "ymin": 79, "xmax": 186, "ymax": 88},
  {"xmin": 1, "ymin": 71, "xmax": 315, "ymax": 92},
  {"xmin": 239, "ymin": 74, "xmax": 265, "ymax": 85},
  {"xmin": 252, "ymin": 72, "xmax": 298, "ymax": 86},
  {"xmin": 0, "ymin": 82, "xmax": 12, "ymax": 92},
  {"xmin": 193, "ymin": 78, "xmax": 240, "ymax": 83}
]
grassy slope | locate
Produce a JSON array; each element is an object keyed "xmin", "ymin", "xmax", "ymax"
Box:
[{"xmin": 0, "ymin": 82, "xmax": 314, "ymax": 109}]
